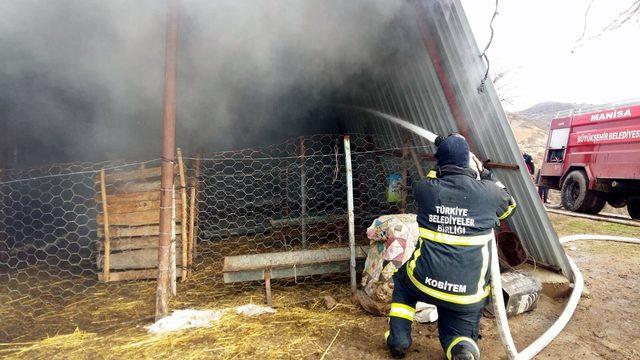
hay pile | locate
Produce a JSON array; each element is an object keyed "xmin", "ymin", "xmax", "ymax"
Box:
[{"xmin": 1, "ymin": 243, "xmax": 369, "ymax": 359}]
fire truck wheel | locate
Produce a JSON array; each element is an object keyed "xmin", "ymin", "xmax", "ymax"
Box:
[
  {"xmin": 561, "ymin": 170, "xmax": 605, "ymax": 214},
  {"xmin": 628, "ymin": 198, "xmax": 640, "ymax": 220}
]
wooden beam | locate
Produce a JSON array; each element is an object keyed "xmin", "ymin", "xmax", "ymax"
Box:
[
  {"xmin": 97, "ymin": 190, "xmax": 161, "ymax": 204},
  {"xmin": 98, "ymin": 268, "xmax": 182, "ymax": 282},
  {"xmin": 106, "ymin": 200, "xmax": 165, "ymax": 214},
  {"xmin": 264, "ymin": 269, "xmax": 273, "ymax": 307},
  {"xmin": 99, "ymin": 169, "xmax": 111, "ymax": 282},
  {"xmin": 115, "ymin": 180, "xmax": 161, "ymax": 194},
  {"xmin": 103, "ymin": 167, "xmax": 161, "ymax": 183},
  {"xmin": 384, "ymin": 150, "xmax": 519, "ymax": 170},
  {"xmin": 97, "ymin": 247, "xmax": 182, "ymax": 270},
  {"xmin": 177, "ymin": 148, "xmax": 189, "ymax": 280},
  {"xmin": 98, "ymin": 209, "xmax": 183, "ymax": 226},
  {"xmin": 99, "ymin": 224, "xmax": 182, "ymax": 238},
  {"xmin": 96, "ymin": 236, "xmax": 159, "ymax": 252},
  {"xmin": 409, "ymin": 144, "xmax": 426, "ymax": 179}
]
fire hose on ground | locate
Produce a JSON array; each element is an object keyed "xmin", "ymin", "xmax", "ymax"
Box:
[
  {"xmin": 353, "ymin": 107, "xmax": 640, "ymax": 359},
  {"xmin": 491, "ymin": 234, "xmax": 640, "ymax": 360}
]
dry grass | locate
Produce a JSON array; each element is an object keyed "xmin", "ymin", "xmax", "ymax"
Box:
[
  {"xmin": 0, "ymin": 241, "xmax": 366, "ymax": 359},
  {"xmin": 1, "ymin": 277, "xmax": 365, "ymax": 359},
  {"xmin": 2, "ymin": 216, "xmax": 638, "ymax": 359}
]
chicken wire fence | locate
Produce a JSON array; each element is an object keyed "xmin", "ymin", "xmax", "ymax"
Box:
[{"xmin": 0, "ymin": 133, "xmax": 429, "ymax": 342}]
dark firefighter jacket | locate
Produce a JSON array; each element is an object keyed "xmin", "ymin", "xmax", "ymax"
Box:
[{"xmin": 405, "ymin": 165, "xmax": 516, "ymax": 306}]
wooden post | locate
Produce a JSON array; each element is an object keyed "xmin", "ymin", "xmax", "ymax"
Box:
[
  {"xmin": 409, "ymin": 142, "xmax": 426, "ymax": 179},
  {"xmin": 188, "ymin": 177, "xmax": 196, "ymax": 273},
  {"xmin": 156, "ymin": 0, "xmax": 179, "ymax": 320},
  {"xmin": 99, "ymin": 169, "xmax": 111, "ymax": 282},
  {"xmin": 299, "ymin": 136, "xmax": 307, "ymax": 249},
  {"xmin": 169, "ymin": 185, "xmax": 177, "ymax": 296},
  {"xmin": 343, "ymin": 135, "xmax": 357, "ymax": 294},
  {"xmin": 284, "ymin": 168, "xmax": 289, "ymax": 217},
  {"xmin": 264, "ymin": 268, "xmax": 273, "ymax": 307},
  {"xmin": 192, "ymin": 156, "xmax": 201, "ymax": 260},
  {"xmin": 177, "ymin": 148, "xmax": 188, "ymax": 280},
  {"xmin": 400, "ymin": 139, "xmax": 409, "ymax": 213}
]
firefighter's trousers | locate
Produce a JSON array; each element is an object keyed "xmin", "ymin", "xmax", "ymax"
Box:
[{"xmin": 386, "ymin": 267, "xmax": 483, "ymax": 360}]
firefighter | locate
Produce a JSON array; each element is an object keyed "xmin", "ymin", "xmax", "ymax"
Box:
[{"xmin": 385, "ymin": 134, "xmax": 516, "ymax": 360}]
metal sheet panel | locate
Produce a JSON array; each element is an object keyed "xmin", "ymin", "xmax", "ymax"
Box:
[{"xmin": 341, "ymin": 0, "xmax": 571, "ymax": 275}]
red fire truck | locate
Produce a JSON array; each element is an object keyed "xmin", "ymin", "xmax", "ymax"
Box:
[{"xmin": 539, "ymin": 101, "xmax": 640, "ymax": 219}]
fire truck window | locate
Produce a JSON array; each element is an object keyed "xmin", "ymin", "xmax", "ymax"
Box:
[
  {"xmin": 549, "ymin": 128, "xmax": 570, "ymax": 149},
  {"xmin": 548, "ymin": 149, "xmax": 565, "ymax": 162}
]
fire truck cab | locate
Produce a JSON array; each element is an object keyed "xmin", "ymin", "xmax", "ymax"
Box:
[{"xmin": 539, "ymin": 101, "xmax": 640, "ymax": 219}]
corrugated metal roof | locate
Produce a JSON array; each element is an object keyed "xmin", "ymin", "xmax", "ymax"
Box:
[{"xmin": 340, "ymin": 0, "xmax": 571, "ymax": 275}]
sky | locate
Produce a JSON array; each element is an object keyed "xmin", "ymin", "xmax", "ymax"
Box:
[{"xmin": 460, "ymin": 0, "xmax": 640, "ymax": 111}]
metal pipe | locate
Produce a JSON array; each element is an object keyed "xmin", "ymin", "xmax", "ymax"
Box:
[
  {"xmin": 343, "ymin": 135, "xmax": 357, "ymax": 293},
  {"xmin": 156, "ymin": 0, "xmax": 179, "ymax": 321}
]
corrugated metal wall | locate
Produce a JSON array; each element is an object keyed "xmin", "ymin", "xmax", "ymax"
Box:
[{"xmin": 340, "ymin": 0, "xmax": 571, "ymax": 275}]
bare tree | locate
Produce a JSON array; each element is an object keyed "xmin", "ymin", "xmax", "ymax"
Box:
[
  {"xmin": 573, "ymin": 0, "xmax": 640, "ymax": 52},
  {"xmin": 491, "ymin": 67, "xmax": 517, "ymax": 106}
]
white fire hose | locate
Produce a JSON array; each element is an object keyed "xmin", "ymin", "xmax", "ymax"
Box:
[
  {"xmin": 491, "ymin": 234, "xmax": 640, "ymax": 360},
  {"xmin": 354, "ymin": 108, "xmax": 640, "ymax": 359}
]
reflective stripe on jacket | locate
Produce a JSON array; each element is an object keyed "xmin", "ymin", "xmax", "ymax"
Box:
[{"xmin": 407, "ymin": 165, "xmax": 516, "ymax": 305}]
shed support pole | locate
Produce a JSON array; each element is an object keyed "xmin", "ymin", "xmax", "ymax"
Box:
[
  {"xmin": 99, "ymin": 169, "xmax": 111, "ymax": 282},
  {"xmin": 170, "ymin": 185, "xmax": 177, "ymax": 296},
  {"xmin": 156, "ymin": 0, "xmax": 179, "ymax": 321},
  {"xmin": 177, "ymin": 148, "xmax": 188, "ymax": 280},
  {"xmin": 400, "ymin": 139, "xmax": 409, "ymax": 213},
  {"xmin": 192, "ymin": 155, "xmax": 201, "ymax": 260},
  {"xmin": 300, "ymin": 136, "xmax": 307, "ymax": 249},
  {"xmin": 343, "ymin": 135, "xmax": 357, "ymax": 294},
  {"xmin": 409, "ymin": 143, "xmax": 426, "ymax": 179}
]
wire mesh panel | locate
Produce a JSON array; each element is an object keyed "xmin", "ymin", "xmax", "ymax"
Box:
[
  {"xmin": 189, "ymin": 134, "xmax": 427, "ymax": 293},
  {"xmin": 0, "ymin": 160, "xmax": 166, "ymax": 341},
  {"xmin": 0, "ymin": 133, "xmax": 430, "ymax": 342}
]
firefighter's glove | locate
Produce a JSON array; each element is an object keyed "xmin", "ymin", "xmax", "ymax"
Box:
[{"xmin": 434, "ymin": 135, "xmax": 445, "ymax": 147}]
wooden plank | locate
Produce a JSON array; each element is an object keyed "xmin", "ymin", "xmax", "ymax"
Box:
[
  {"xmin": 97, "ymin": 236, "xmax": 159, "ymax": 251},
  {"xmin": 98, "ymin": 268, "xmax": 182, "ymax": 282},
  {"xmin": 99, "ymin": 224, "xmax": 182, "ymax": 238},
  {"xmin": 114, "ymin": 180, "xmax": 161, "ymax": 194},
  {"xmin": 99, "ymin": 169, "xmax": 111, "ymax": 282},
  {"xmin": 98, "ymin": 209, "xmax": 183, "ymax": 226},
  {"xmin": 97, "ymin": 248, "xmax": 183, "ymax": 270},
  {"xmin": 177, "ymin": 148, "xmax": 189, "ymax": 280},
  {"xmin": 106, "ymin": 200, "xmax": 180, "ymax": 214},
  {"xmin": 105, "ymin": 167, "xmax": 161, "ymax": 183},
  {"xmin": 96, "ymin": 190, "xmax": 161, "ymax": 203}
]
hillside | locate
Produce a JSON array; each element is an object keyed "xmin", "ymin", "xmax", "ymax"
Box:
[
  {"xmin": 506, "ymin": 112, "xmax": 548, "ymax": 164},
  {"xmin": 516, "ymin": 101, "xmax": 594, "ymax": 130}
]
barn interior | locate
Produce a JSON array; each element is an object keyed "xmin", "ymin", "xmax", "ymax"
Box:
[{"xmin": 0, "ymin": 0, "xmax": 570, "ymax": 351}]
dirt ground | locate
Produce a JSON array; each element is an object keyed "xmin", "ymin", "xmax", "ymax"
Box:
[{"xmin": 1, "ymin": 213, "xmax": 639, "ymax": 359}]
